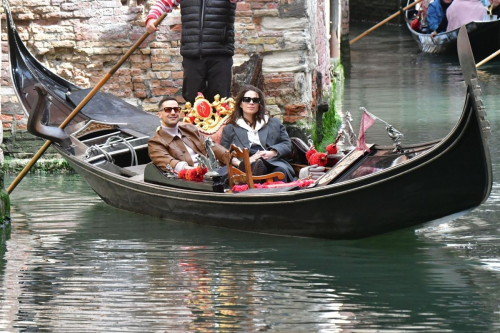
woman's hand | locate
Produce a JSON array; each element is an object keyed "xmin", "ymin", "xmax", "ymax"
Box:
[{"xmin": 252, "ymin": 150, "xmax": 277, "ymax": 161}]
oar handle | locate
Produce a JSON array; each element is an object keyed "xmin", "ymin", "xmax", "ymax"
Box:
[
  {"xmin": 476, "ymin": 49, "xmax": 500, "ymax": 68},
  {"xmin": 350, "ymin": 0, "xmax": 423, "ymax": 45},
  {"xmin": 7, "ymin": 13, "xmax": 167, "ymax": 194}
]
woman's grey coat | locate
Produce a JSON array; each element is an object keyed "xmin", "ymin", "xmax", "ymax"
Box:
[{"xmin": 221, "ymin": 118, "xmax": 295, "ymax": 180}]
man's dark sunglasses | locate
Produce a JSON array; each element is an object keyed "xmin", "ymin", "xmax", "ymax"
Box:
[
  {"xmin": 163, "ymin": 107, "xmax": 182, "ymax": 113},
  {"xmin": 242, "ymin": 97, "xmax": 261, "ymax": 104}
]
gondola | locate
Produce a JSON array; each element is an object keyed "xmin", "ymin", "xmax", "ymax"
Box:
[
  {"xmin": 405, "ymin": 1, "xmax": 500, "ymax": 56},
  {"xmin": 4, "ymin": 1, "xmax": 493, "ymax": 240}
]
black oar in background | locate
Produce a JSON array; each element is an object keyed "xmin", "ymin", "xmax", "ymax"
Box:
[
  {"xmin": 350, "ymin": 0, "xmax": 423, "ymax": 45},
  {"xmin": 7, "ymin": 13, "xmax": 167, "ymax": 194}
]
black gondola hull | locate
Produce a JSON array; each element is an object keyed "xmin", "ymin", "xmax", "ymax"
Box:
[{"xmin": 56, "ymin": 91, "xmax": 491, "ymax": 239}]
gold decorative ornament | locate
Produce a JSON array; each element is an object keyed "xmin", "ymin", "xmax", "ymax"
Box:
[
  {"xmin": 72, "ymin": 121, "xmax": 122, "ymax": 138},
  {"xmin": 182, "ymin": 93, "xmax": 235, "ymax": 135}
]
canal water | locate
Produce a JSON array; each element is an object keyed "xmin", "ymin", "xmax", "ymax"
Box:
[{"xmin": 1, "ymin": 23, "xmax": 500, "ymax": 332}]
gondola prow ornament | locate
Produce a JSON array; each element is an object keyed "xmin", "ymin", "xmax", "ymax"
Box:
[
  {"xmin": 359, "ymin": 107, "xmax": 405, "ymax": 153},
  {"xmin": 196, "ymin": 137, "xmax": 221, "ymax": 180}
]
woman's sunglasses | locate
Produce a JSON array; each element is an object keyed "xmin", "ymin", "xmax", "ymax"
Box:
[
  {"xmin": 242, "ymin": 97, "xmax": 261, "ymax": 104},
  {"xmin": 163, "ymin": 106, "xmax": 182, "ymax": 113}
]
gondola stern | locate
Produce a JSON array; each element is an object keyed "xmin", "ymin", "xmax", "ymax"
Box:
[{"xmin": 457, "ymin": 26, "xmax": 494, "ymax": 204}]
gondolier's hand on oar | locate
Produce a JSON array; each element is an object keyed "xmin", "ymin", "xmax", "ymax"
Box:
[{"xmin": 146, "ymin": 18, "xmax": 159, "ymax": 34}]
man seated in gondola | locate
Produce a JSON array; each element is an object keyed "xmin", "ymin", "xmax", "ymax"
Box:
[{"xmin": 148, "ymin": 97, "xmax": 265, "ymax": 178}]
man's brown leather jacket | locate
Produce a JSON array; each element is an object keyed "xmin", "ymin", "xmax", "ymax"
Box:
[{"xmin": 148, "ymin": 122, "xmax": 227, "ymax": 171}]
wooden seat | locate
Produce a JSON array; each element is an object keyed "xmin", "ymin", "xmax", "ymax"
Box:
[{"xmin": 226, "ymin": 144, "xmax": 285, "ymax": 189}]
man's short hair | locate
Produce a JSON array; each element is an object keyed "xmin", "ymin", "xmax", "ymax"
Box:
[{"xmin": 158, "ymin": 97, "xmax": 178, "ymax": 109}]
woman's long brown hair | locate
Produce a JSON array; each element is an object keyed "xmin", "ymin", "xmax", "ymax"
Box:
[{"xmin": 227, "ymin": 85, "xmax": 268, "ymax": 128}]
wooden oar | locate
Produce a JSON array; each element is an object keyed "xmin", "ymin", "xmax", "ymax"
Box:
[
  {"xmin": 350, "ymin": 0, "xmax": 423, "ymax": 45},
  {"xmin": 476, "ymin": 49, "xmax": 500, "ymax": 68},
  {"xmin": 7, "ymin": 13, "xmax": 167, "ymax": 194}
]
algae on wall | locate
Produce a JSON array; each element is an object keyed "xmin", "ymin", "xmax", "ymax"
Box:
[
  {"xmin": 313, "ymin": 63, "xmax": 344, "ymax": 152},
  {"xmin": 2, "ymin": 157, "xmax": 73, "ymax": 174}
]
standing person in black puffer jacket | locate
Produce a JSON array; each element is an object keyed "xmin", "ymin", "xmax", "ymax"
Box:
[{"xmin": 145, "ymin": 0, "xmax": 244, "ymax": 104}]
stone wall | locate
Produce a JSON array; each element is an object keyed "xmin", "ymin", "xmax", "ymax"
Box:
[{"xmin": 1, "ymin": 0, "xmax": 333, "ymax": 156}]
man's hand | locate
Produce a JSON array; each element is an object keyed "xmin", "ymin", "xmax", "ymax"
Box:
[
  {"xmin": 430, "ymin": 31, "xmax": 437, "ymax": 38},
  {"xmin": 146, "ymin": 19, "xmax": 158, "ymax": 34}
]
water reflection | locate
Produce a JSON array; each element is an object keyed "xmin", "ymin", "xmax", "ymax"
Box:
[
  {"xmin": 0, "ymin": 23, "xmax": 500, "ymax": 332},
  {"xmin": 0, "ymin": 172, "xmax": 498, "ymax": 331}
]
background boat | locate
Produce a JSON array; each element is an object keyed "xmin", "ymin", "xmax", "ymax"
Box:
[{"xmin": 405, "ymin": 0, "xmax": 500, "ymax": 57}]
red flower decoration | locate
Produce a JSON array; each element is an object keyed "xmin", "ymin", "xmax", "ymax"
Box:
[
  {"xmin": 178, "ymin": 169, "xmax": 187, "ymax": 179},
  {"xmin": 178, "ymin": 165, "xmax": 208, "ymax": 182},
  {"xmin": 309, "ymin": 152, "xmax": 328, "ymax": 167},
  {"xmin": 196, "ymin": 165, "xmax": 208, "ymax": 175},
  {"xmin": 326, "ymin": 143, "xmax": 338, "ymax": 155},
  {"xmin": 305, "ymin": 148, "xmax": 317, "ymax": 162}
]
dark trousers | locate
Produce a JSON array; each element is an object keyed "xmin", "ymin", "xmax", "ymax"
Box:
[
  {"xmin": 249, "ymin": 145, "xmax": 293, "ymax": 182},
  {"xmin": 182, "ymin": 55, "xmax": 233, "ymax": 104}
]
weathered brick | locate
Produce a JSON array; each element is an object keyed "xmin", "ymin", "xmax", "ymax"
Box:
[
  {"xmin": 152, "ymin": 87, "xmax": 179, "ymax": 96},
  {"xmin": 172, "ymin": 71, "xmax": 183, "ymax": 79},
  {"xmin": 0, "ymin": 115, "xmax": 13, "ymax": 122}
]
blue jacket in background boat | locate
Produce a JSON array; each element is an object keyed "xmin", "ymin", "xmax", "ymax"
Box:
[{"xmin": 427, "ymin": 0, "xmax": 445, "ymax": 32}]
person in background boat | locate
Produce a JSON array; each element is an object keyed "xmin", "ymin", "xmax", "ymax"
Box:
[
  {"xmin": 145, "ymin": 0, "xmax": 244, "ymax": 105},
  {"xmin": 220, "ymin": 85, "xmax": 296, "ymax": 182},
  {"xmin": 410, "ymin": 0, "xmax": 431, "ymax": 33},
  {"xmin": 487, "ymin": 0, "xmax": 500, "ymax": 16},
  {"xmin": 148, "ymin": 97, "xmax": 242, "ymax": 173},
  {"xmin": 446, "ymin": 0, "xmax": 486, "ymax": 31},
  {"xmin": 427, "ymin": 0, "xmax": 454, "ymax": 37}
]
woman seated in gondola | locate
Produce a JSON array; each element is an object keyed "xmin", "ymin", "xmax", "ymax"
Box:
[{"xmin": 221, "ymin": 85, "xmax": 296, "ymax": 182}]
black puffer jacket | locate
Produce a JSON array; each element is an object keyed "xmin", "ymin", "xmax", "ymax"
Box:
[{"xmin": 180, "ymin": 0, "xmax": 236, "ymax": 58}]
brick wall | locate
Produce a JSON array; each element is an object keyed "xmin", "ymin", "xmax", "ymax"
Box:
[{"xmin": 1, "ymin": 0, "xmax": 334, "ymax": 156}]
